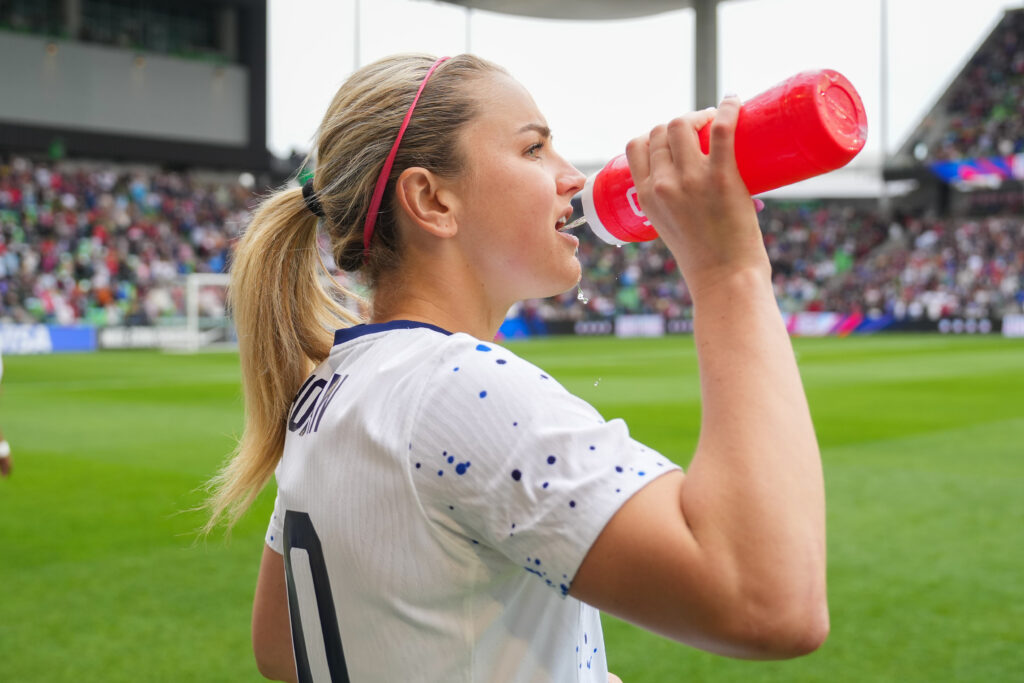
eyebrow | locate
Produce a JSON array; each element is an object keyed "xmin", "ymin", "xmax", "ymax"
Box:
[{"xmin": 517, "ymin": 123, "xmax": 551, "ymax": 138}]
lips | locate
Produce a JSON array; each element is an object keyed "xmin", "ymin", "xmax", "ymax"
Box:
[{"xmin": 555, "ymin": 207, "xmax": 574, "ymax": 231}]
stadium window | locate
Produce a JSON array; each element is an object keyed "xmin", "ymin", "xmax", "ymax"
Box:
[
  {"xmin": 0, "ymin": 0, "xmax": 64, "ymax": 37},
  {"xmin": 78, "ymin": 0, "xmax": 234, "ymax": 63}
]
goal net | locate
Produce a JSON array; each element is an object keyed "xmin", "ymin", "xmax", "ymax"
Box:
[
  {"xmin": 184, "ymin": 272, "xmax": 235, "ymax": 351},
  {"xmin": 181, "ymin": 271, "xmax": 368, "ymax": 352}
]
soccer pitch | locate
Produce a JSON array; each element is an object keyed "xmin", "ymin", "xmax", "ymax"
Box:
[{"xmin": 1, "ymin": 334, "xmax": 1022, "ymax": 682}]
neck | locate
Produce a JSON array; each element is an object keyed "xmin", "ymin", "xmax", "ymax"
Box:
[{"xmin": 371, "ymin": 258, "xmax": 509, "ymax": 340}]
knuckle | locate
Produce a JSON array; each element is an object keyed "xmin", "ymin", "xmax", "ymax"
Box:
[
  {"xmin": 666, "ymin": 117, "xmax": 688, "ymax": 133},
  {"xmin": 625, "ymin": 136, "xmax": 646, "ymax": 153},
  {"xmin": 680, "ymin": 171, "xmax": 702, "ymax": 190},
  {"xmin": 651, "ymin": 179, "xmax": 676, "ymax": 198},
  {"xmin": 711, "ymin": 114, "xmax": 736, "ymax": 135},
  {"xmin": 711, "ymin": 162, "xmax": 743, "ymax": 192},
  {"xmin": 710, "ymin": 166, "xmax": 732, "ymax": 186}
]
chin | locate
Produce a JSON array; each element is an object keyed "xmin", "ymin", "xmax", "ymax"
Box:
[
  {"xmin": 551, "ymin": 261, "xmax": 583, "ymax": 297},
  {"xmin": 514, "ymin": 257, "xmax": 581, "ymax": 301}
]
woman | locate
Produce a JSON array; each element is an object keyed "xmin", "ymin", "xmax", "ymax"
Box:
[{"xmin": 207, "ymin": 53, "xmax": 828, "ymax": 682}]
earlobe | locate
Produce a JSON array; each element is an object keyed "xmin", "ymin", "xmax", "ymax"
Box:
[{"xmin": 395, "ymin": 167, "xmax": 457, "ymax": 239}]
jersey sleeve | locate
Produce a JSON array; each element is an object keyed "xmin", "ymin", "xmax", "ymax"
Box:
[
  {"xmin": 265, "ymin": 491, "xmax": 284, "ymax": 554},
  {"xmin": 408, "ymin": 336, "xmax": 681, "ymax": 598}
]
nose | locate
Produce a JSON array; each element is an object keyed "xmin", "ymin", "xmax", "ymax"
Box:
[{"xmin": 557, "ymin": 157, "xmax": 587, "ymax": 197}]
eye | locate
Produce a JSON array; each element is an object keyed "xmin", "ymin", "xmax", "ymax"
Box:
[{"xmin": 525, "ymin": 142, "xmax": 545, "ymax": 159}]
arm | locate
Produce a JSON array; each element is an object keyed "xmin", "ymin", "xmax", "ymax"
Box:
[
  {"xmin": 570, "ymin": 98, "xmax": 828, "ymax": 659},
  {"xmin": 253, "ymin": 544, "xmax": 298, "ymax": 682}
]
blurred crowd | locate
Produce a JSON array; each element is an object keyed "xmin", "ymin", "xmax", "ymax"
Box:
[
  {"xmin": 541, "ymin": 202, "xmax": 891, "ymax": 322},
  {"xmin": 2, "ymin": 155, "xmax": 1022, "ymax": 329},
  {"xmin": 922, "ymin": 9, "xmax": 1024, "ymax": 162},
  {"xmin": 548, "ymin": 203, "xmax": 1022, "ymax": 323},
  {"xmin": 0, "ymin": 156, "xmax": 251, "ymax": 326},
  {"xmin": 827, "ymin": 214, "xmax": 1024, "ymax": 321}
]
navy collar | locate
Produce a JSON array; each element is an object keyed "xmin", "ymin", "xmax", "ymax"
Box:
[{"xmin": 333, "ymin": 319, "xmax": 453, "ymax": 346}]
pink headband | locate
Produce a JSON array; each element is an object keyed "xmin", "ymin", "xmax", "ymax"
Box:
[{"xmin": 363, "ymin": 56, "xmax": 451, "ymax": 254}]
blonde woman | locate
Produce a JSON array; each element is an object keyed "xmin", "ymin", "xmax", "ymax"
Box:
[{"xmin": 207, "ymin": 54, "xmax": 828, "ymax": 682}]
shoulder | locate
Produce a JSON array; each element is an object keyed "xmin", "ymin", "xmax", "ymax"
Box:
[
  {"xmin": 438, "ymin": 334, "xmax": 551, "ymax": 379},
  {"xmin": 423, "ymin": 334, "xmax": 584, "ymax": 415}
]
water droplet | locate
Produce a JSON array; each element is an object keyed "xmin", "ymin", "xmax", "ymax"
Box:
[{"xmin": 576, "ymin": 285, "xmax": 589, "ymax": 305}]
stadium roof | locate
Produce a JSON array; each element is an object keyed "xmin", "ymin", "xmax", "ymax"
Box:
[
  {"xmin": 431, "ymin": 0, "xmax": 723, "ymax": 108},
  {"xmin": 429, "ymin": 0, "xmax": 698, "ymax": 20}
]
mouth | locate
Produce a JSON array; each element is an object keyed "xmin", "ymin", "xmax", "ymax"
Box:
[
  {"xmin": 556, "ymin": 217, "xmax": 580, "ymax": 246},
  {"xmin": 555, "ymin": 207, "xmax": 577, "ymax": 232},
  {"xmin": 556, "ymin": 200, "xmax": 587, "ymax": 233}
]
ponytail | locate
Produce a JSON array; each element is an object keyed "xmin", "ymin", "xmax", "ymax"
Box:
[
  {"xmin": 203, "ymin": 185, "xmax": 362, "ymax": 533},
  {"xmin": 203, "ymin": 53, "xmax": 504, "ymax": 534}
]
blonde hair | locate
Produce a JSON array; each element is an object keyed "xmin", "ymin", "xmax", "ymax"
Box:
[{"xmin": 204, "ymin": 54, "xmax": 505, "ymax": 533}]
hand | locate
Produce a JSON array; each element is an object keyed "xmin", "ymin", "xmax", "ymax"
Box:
[{"xmin": 624, "ymin": 97, "xmax": 770, "ymax": 297}]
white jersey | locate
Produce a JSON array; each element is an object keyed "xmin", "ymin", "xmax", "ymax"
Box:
[{"xmin": 266, "ymin": 321, "xmax": 679, "ymax": 682}]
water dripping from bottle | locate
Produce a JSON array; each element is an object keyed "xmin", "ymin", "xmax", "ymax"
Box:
[{"xmin": 576, "ymin": 285, "xmax": 589, "ymax": 305}]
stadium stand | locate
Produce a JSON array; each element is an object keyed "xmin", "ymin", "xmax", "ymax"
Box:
[
  {"xmin": 3, "ymin": 7, "xmax": 1023, "ymax": 335},
  {"xmin": 3, "ymin": 154, "xmax": 1021, "ymax": 331},
  {"xmin": 0, "ymin": 155, "xmax": 252, "ymax": 326},
  {"xmin": 568, "ymin": 204, "xmax": 1023, "ymax": 323},
  {"xmin": 898, "ymin": 8, "xmax": 1024, "ymax": 164}
]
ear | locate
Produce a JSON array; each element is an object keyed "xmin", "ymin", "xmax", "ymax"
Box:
[{"xmin": 395, "ymin": 167, "xmax": 457, "ymax": 239}]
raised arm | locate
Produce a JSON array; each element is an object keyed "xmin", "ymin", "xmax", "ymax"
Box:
[{"xmin": 570, "ymin": 97, "xmax": 828, "ymax": 659}]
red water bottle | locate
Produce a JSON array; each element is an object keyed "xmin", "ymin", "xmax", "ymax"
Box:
[{"xmin": 570, "ymin": 69, "xmax": 868, "ymax": 245}]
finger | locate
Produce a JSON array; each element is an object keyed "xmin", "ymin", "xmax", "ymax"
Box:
[
  {"xmin": 624, "ymin": 134, "xmax": 650, "ymax": 182},
  {"xmin": 708, "ymin": 94, "xmax": 742, "ymax": 174},
  {"xmin": 666, "ymin": 107, "xmax": 717, "ymax": 169},
  {"xmin": 753, "ymin": 197, "xmax": 765, "ymax": 212},
  {"xmin": 648, "ymin": 124, "xmax": 673, "ymax": 175}
]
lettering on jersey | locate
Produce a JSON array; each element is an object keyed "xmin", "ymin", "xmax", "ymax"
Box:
[{"xmin": 288, "ymin": 373, "xmax": 348, "ymax": 436}]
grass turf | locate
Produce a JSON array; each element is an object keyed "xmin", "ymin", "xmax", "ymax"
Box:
[{"xmin": 0, "ymin": 334, "xmax": 1022, "ymax": 681}]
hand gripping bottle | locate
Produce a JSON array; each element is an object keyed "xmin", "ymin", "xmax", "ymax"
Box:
[{"xmin": 569, "ymin": 69, "xmax": 868, "ymax": 245}]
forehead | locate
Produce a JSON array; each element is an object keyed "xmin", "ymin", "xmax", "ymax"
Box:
[{"xmin": 462, "ymin": 73, "xmax": 546, "ymax": 137}]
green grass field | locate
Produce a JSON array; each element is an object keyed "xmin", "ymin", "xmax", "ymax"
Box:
[{"xmin": 1, "ymin": 334, "xmax": 1022, "ymax": 682}]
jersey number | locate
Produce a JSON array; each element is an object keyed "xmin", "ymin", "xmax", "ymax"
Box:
[{"xmin": 283, "ymin": 511, "xmax": 350, "ymax": 683}]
